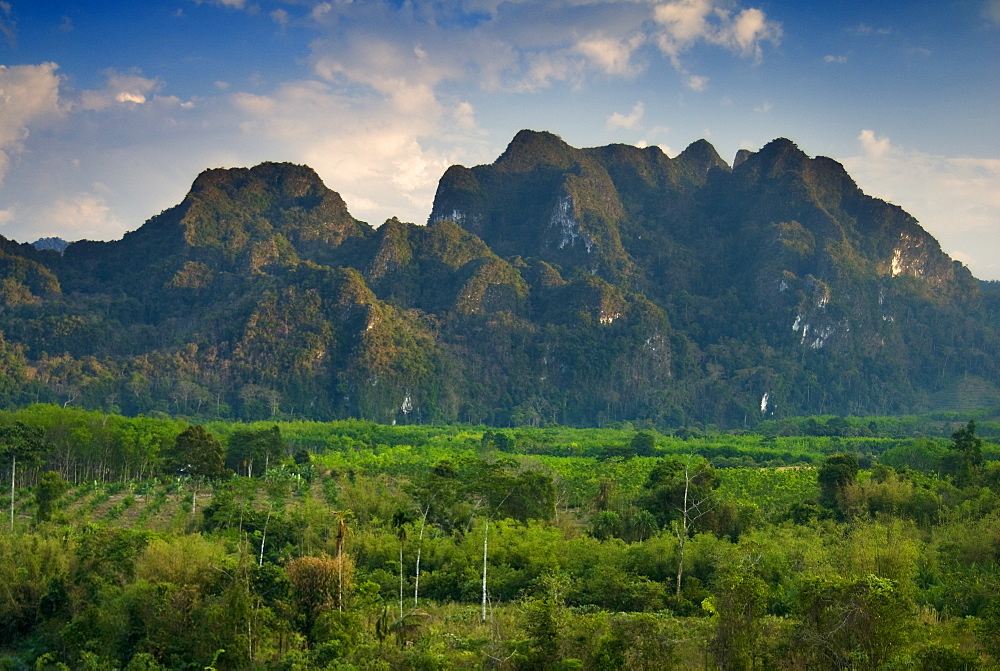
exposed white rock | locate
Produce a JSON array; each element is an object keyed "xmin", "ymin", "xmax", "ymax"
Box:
[
  {"xmin": 809, "ymin": 325, "xmax": 835, "ymax": 349},
  {"xmin": 760, "ymin": 392, "xmax": 769, "ymax": 414},
  {"xmin": 550, "ymin": 195, "xmax": 594, "ymax": 253},
  {"xmin": 891, "ymin": 247, "xmax": 905, "ymax": 277}
]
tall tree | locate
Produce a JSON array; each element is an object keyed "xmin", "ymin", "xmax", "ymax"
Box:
[
  {"xmin": 945, "ymin": 419, "xmax": 983, "ymax": 486},
  {"xmin": 818, "ymin": 452, "xmax": 859, "ymax": 517},
  {"xmin": 162, "ymin": 425, "xmax": 226, "ymax": 479},
  {"xmin": 34, "ymin": 471, "xmax": 68, "ymax": 523},
  {"xmin": 226, "ymin": 425, "xmax": 286, "ymax": 478},
  {"xmin": 639, "ymin": 456, "xmax": 719, "ymax": 599}
]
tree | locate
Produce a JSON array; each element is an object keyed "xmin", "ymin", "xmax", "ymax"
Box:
[
  {"xmin": 817, "ymin": 452, "xmax": 858, "ymax": 516},
  {"xmin": 332, "ymin": 509, "xmax": 354, "ymax": 613},
  {"xmin": 162, "ymin": 425, "xmax": 226, "ymax": 479},
  {"xmin": 944, "ymin": 419, "xmax": 983, "ymax": 486},
  {"xmin": 406, "ymin": 459, "xmax": 462, "ymax": 607},
  {"xmin": 709, "ymin": 569, "xmax": 767, "ymax": 670},
  {"xmin": 631, "ymin": 431, "xmax": 656, "ymax": 457},
  {"xmin": 35, "ymin": 471, "xmax": 68, "ymax": 523},
  {"xmin": 390, "ymin": 509, "xmax": 413, "ymax": 619},
  {"xmin": 639, "ymin": 456, "xmax": 719, "ymax": 600},
  {"xmin": 286, "ymin": 555, "xmax": 353, "ymax": 645},
  {"xmin": 225, "ymin": 425, "xmax": 286, "ymax": 477},
  {"xmin": 793, "ymin": 574, "xmax": 912, "ymax": 669}
]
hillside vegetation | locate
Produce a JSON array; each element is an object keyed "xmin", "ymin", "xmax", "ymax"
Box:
[{"xmin": 0, "ymin": 133, "xmax": 996, "ymax": 428}]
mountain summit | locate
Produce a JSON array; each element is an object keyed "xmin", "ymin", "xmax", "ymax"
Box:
[{"xmin": 0, "ymin": 133, "xmax": 995, "ymax": 426}]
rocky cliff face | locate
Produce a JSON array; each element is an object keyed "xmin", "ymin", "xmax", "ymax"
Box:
[{"xmin": 0, "ymin": 134, "xmax": 994, "ymax": 426}]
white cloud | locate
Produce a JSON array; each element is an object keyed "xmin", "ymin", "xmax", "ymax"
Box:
[
  {"xmin": 824, "ymin": 54, "xmax": 848, "ymax": 63},
  {"xmin": 311, "ymin": 2, "xmax": 334, "ymax": 22},
  {"xmin": 844, "ymin": 131, "xmax": 1000, "ymax": 279},
  {"xmin": 0, "ymin": 63, "xmax": 64, "ymax": 183},
  {"xmin": 858, "ymin": 129, "xmax": 892, "ymax": 158},
  {"xmin": 41, "ymin": 192, "xmax": 125, "ymax": 239},
  {"xmin": 453, "ymin": 101, "xmax": 476, "ymax": 130},
  {"xmin": 850, "ymin": 23, "xmax": 892, "ymax": 36},
  {"xmin": 686, "ymin": 74, "xmax": 709, "ymax": 90},
  {"xmin": 80, "ymin": 70, "xmax": 161, "ymax": 111},
  {"xmin": 653, "ymin": 0, "xmax": 781, "ymax": 68},
  {"xmin": 607, "ymin": 102, "xmax": 645, "ymax": 130},
  {"xmin": 212, "ymin": 0, "xmax": 249, "ymax": 9},
  {"xmin": 727, "ymin": 7, "xmax": 780, "ymax": 62},
  {"xmin": 270, "ymin": 9, "xmax": 289, "ymax": 26},
  {"xmin": 754, "ymin": 100, "xmax": 772, "ymax": 113},
  {"xmin": 0, "ymin": 0, "xmax": 791, "ymax": 245},
  {"xmin": 229, "ymin": 78, "xmax": 466, "ymax": 224},
  {"xmin": 575, "ymin": 34, "xmax": 646, "ymax": 77}
]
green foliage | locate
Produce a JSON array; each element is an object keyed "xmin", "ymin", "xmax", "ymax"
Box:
[
  {"xmin": 792, "ymin": 574, "xmax": 912, "ymax": 669},
  {"xmin": 162, "ymin": 425, "xmax": 226, "ymax": 479},
  {"xmin": 639, "ymin": 457, "xmax": 719, "ymax": 530},
  {"xmin": 226, "ymin": 425, "xmax": 286, "ymax": 477},
  {"xmin": 818, "ymin": 452, "xmax": 859, "ymax": 514},
  {"xmin": 0, "ymin": 409, "xmax": 997, "ymax": 668},
  {"xmin": 630, "ymin": 431, "xmax": 656, "ymax": 457},
  {"xmin": 945, "ymin": 420, "xmax": 984, "ymax": 486},
  {"xmin": 709, "ymin": 567, "xmax": 768, "ymax": 669},
  {"xmin": 0, "ymin": 137, "xmax": 996, "ymax": 429},
  {"xmin": 34, "ymin": 471, "xmax": 68, "ymax": 522}
]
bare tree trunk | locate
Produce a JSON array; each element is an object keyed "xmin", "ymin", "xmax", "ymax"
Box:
[
  {"xmin": 259, "ymin": 507, "xmax": 271, "ymax": 567},
  {"xmin": 675, "ymin": 520, "xmax": 686, "ymax": 600},
  {"xmin": 413, "ymin": 506, "xmax": 428, "ymax": 608},
  {"xmin": 481, "ymin": 516, "xmax": 489, "ymax": 623},
  {"xmin": 673, "ymin": 457, "xmax": 715, "ymax": 601},
  {"xmin": 676, "ymin": 466, "xmax": 690, "ymax": 600},
  {"xmin": 9, "ymin": 454, "xmax": 14, "ymax": 532}
]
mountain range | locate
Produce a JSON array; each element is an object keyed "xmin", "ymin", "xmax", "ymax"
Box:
[{"xmin": 0, "ymin": 130, "xmax": 997, "ymax": 428}]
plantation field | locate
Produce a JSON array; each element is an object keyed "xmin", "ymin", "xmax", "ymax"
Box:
[{"xmin": 1, "ymin": 404, "xmax": 1000, "ymax": 669}]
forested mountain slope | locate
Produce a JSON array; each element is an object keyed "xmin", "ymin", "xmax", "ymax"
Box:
[{"xmin": 0, "ymin": 132, "xmax": 995, "ymax": 426}]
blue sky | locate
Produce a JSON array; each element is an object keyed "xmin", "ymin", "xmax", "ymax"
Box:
[{"xmin": 1, "ymin": 0, "xmax": 999, "ymax": 277}]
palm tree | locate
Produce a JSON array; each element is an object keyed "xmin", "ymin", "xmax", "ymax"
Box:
[{"xmin": 332, "ymin": 509, "xmax": 355, "ymax": 611}]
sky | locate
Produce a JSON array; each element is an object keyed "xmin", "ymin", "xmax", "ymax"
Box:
[{"xmin": 1, "ymin": 0, "xmax": 999, "ymax": 277}]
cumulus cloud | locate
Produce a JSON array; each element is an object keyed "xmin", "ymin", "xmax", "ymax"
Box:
[
  {"xmin": 653, "ymin": 0, "xmax": 781, "ymax": 67},
  {"xmin": 230, "ymin": 78, "xmax": 464, "ymax": 223},
  {"xmin": 79, "ymin": 70, "xmax": 162, "ymax": 111},
  {"xmin": 297, "ymin": 0, "xmax": 779, "ymax": 96},
  {"xmin": 824, "ymin": 54, "xmax": 848, "ymax": 63},
  {"xmin": 607, "ymin": 102, "xmax": 645, "ymax": 130},
  {"xmin": 0, "ymin": 0, "xmax": 790, "ymax": 244},
  {"xmin": 452, "ymin": 101, "xmax": 477, "ymax": 130},
  {"xmin": 686, "ymin": 74, "xmax": 709, "ymax": 90},
  {"xmin": 844, "ymin": 131, "xmax": 1000, "ymax": 279},
  {"xmin": 0, "ymin": 63, "xmax": 64, "ymax": 182},
  {"xmin": 575, "ymin": 34, "xmax": 646, "ymax": 77},
  {"xmin": 40, "ymin": 192, "xmax": 126, "ymax": 239},
  {"xmin": 858, "ymin": 129, "xmax": 892, "ymax": 158}
]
